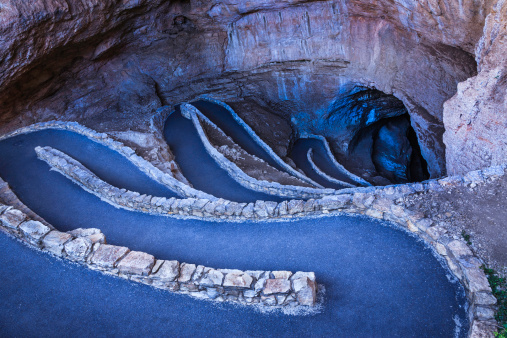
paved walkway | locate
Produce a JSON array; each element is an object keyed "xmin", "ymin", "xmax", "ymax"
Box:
[
  {"xmin": 164, "ymin": 108, "xmax": 284, "ymax": 203},
  {"xmin": 0, "ymin": 131, "xmax": 468, "ymax": 336}
]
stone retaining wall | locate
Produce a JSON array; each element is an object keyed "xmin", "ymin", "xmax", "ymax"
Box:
[
  {"xmin": 299, "ymin": 133, "xmax": 371, "ymax": 187},
  {"xmin": 0, "ymin": 201, "xmax": 318, "ymax": 308},
  {"xmin": 307, "ymin": 148, "xmax": 356, "ymax": 188},
  {"xmin": 34, "ymin": 144, "xmax": 502, "ymax": 336},
  {"xmin": 198, "ymin": 95, "xmax": 321, "ymax": 187},
  {"xmin": 189, "ymin": 103, "xmax": 340, "ymax": 197},
  {"xmin": 0, "ymin": 121, "xmax": 217, "ymax": 201},
  {"xmin": 183, "ymin": 103, "xmax": 339, "ymax": 200}
]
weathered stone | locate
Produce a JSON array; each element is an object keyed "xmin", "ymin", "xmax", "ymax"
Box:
[
  {"xmin": 206, "ymin": 288, "xmax": 220, "ymax": 299},
  {"xmin": 458, "ymin": 257, "xmax": 491, "ymax": 293},
  {"xmin": 365, "ymin": 209, "xmax": 383, "ymax": 219},
  {"xmin": 474, "ymin": 306, "xmax": 496, "ymax": 321},
  {"xmin": 353, "ymin": 193, "xmax": 375, "ymax": 209},
  {"xmin": 19, "ymin": 220, "xmax": 51, "ymax": 245},
  {"xmin": 224, "ymin": 202, "xmax": 239, "ymax": 216},
  {"xmin": 152, "ymin": 260, "xmax": 180, "ymax": 281},
  {"xmin": 276, "ymin": 294, "xmax": 288, "ymax": 305},
  {"xmin": 293, "ymin": 277, "xmax": 317, "ymax": 306},
  {"xmin": 117, "ymin": 251, "xmax": 155, "ymax": 276},
  {"xmin": 469, "ymin": 319, "xmax": 498, "ymax": 338},
  {"xmin": 474, "ymin": 292, "xmax": 497, "ymax": 306},
  {"xmin": 191, "ymin": 265, "xmax": 207, "ymax": 282},
  {"xmin": 263, "ymin": 279, "xmax": 291, "ymax": 294},
  {"xmin": 265, "ymin": 201, "xmax": 278, "ymax": 216},
  {"xmin": 200, "ymin": 269, "xmax": 224, "ymax": 287},
  {"xmin": 42, "ymin": 230, "xmax": 73, "ymax": 256},
  {"xmin": 303, "ymin": 199, "xmax": 315, "ymax": 212},
  {"xmin": 243, "ymin": 289, "xmax": 258, "ymax": 298},
  {"xmin": 67, "ymin": 228, "xmax": 105, "ymax": 244},
  {"xmin": 319, "ymin": 195, "xmax": 351, "ymax": 211},
  {"xmin": 178, "ymin": 263, "xmax": 197, "ymax": 283},
  {"xmin": 64, "ymin": 237, "xmax": 93, "ymax": 261},
  {"xmin": 223, "ymin": 273, "xmax": 253, "ymax": 288},
  {"xmin": 448, "ymin": 239, "xmax": 474, "ymax": 258},
  {"xmin": 214, "ymin": 200, "xmax": 228, "ymax": 215},
  {"xmin": 87, "ymin": 232, "xmax": 106, "ymax": 244},
  {"xmin": 203, "ymin": 200, "xmax": 218, "ymax": 215},
  {"xmin": 372, "ymin": 198, "xmax": 392, "ymax": 212},
  {"xmin": 406, "ymin": 219, "xmax": 419, "ymax": 233},
  {"xmin": 261, "ymin": 295, "xmax": 277, "ymax": 306},
  {"xmin": 90, "ymin": 244, "xmax": 130, "ymax": 269},
  {"xmin": 291, "ymin": 271, "xmax": 316, "ymax": 282},
  {"xmin": 0, "ymin": 208, "xmax": 26, "ymax": 230},
  {"xmin": 272, "ymin": 271, "xmax": 292, "ymax": 280},
  {"xmin": 276, "ymin": 200, "xmax": 289, "ymax": 216},
  {"xmin": 241, "ymin": 203, "xmax": 255, "ymax": 218},
  {"xmin": 426, "ymin": 226, "xmax": 447, "ymax": 240},
  {"xmin": 233, "ymin": 203, "xmax": 248, "ymax": 216},
  {"xmin": 254, "ymin": 200, "xmax": 269, "ymax": 218},
  {"xmin": 287, "ymin": 199, "xmax": 304, "ymax": 214},
  {"xmin": 245, "ymin": 270, "xmax": 264, "ymax": 280}
]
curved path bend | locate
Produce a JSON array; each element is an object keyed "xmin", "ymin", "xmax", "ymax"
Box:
[
  {"xmin": 0, "ymin": 130, "xmax": 468, "ymax": 336},
  {"xmin": 290, "ymin": 138, "xmax": 350, "ymax": 190},
  {"xmin": 164, "ymin": 107, "xmax": 285, "ymax": 203},
  {"xmin": 191, "ymin": 100, "xmax": 287, "ymax": 172}
]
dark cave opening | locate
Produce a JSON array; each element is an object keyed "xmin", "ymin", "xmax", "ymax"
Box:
[{"xmin": 326, "ymin": 86, "xmax": 430, "ymax": 184}]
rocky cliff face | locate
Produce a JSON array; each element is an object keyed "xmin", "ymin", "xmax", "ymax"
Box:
[
  {"xmin": 0, "ymin": 0, "xmax": 503, "ymax": 178},
  {"xmin": 443, "ymin": 0, "xmax": 507, "ymax": 175}
]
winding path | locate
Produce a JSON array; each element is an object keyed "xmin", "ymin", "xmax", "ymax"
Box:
[
  {"xmin": 191, "ymin": 100, "xmax": 286, "ymax": 172},
  {"xmin": 164, "ymin": 107, "xmax": 285, "ymax": 203},
  {"xmin": 0, "ymin": 129, "xmax": 468, "ymax": 336},
  {"xmin": 290, "ymin": 138, "xmax": 350, "ymax": 190}
]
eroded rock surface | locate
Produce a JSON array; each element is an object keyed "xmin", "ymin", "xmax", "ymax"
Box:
[{"xmin": 0, "ymin": 0, "xmax": 498, "ymax": 181}]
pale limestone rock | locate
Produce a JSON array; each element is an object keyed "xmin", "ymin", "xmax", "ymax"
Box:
[
  {"xmin": 0, "ymin": 208, "xmax": 26, "ymax": 230},
  {"xmin": 117, "ymin": 251, "xmax": 155, "ymax": 276},
  {"xmin": 19, "ymin": 221, "xmax": 51, "ymax": 245},
  {"xmin": 178, "ymin": 263, "xmax": 196, "ymax": 283},
  {"xmin": 293, "ymin": 277, "xmax": 317, "ymax": 306},
  {"xmin": 42, "ymin": 230, "xmax": 73, "ymax": 256},
  {"xmin": 474, "ymin": 292, "xmax": 497, "ymax": 306},
  {"xmin": 474, "ymin": 306, "xmax": 496, "ymax": 321},
  {"xmin": 458, "ymin": 257, "xmax": 491, "ymax": 293},
  {"xmin": 152, "ymin": 260, "xmax": 180, "ymax": 281},
  {"xmin": 241, "ymin": 203, "xmax": 255, "ymax": 218},
  {"xmin": 263, "ymin": 279, "xmax": 291, "ymax": 295},
  {"xmin": 200, "ymin": 269, "xmax": 224, "ymax": 287},
  {"xmin": 265, "ymin": 201, "xmax": 278, "ymax": 216},
  {"xmin": 469, "ymin": 320, "xmax": 497, "ymax": 338},
  {"xmin": 223, "ymin": 273, "xmax": 253, "ymax": 288},
  {"xmin": 276, "ymin": 201, "xmax": 288, "ymax": 216},
  {"xmin": 90, "ymin": 244, "xmax": 130, "ymax": 269},
  {"xmin": 261, "ymin": 295, "xmax": 277, "ymax": 306},
  {"xmin": 64, "ymin": 237, "xmax": 93, "ymax": 261},
  {"xmin": 287, "ymin": 200, "xmax": 304, "ymax": 215},
  {"xmin": 254, "ymin": 201, "xmax": 268, "ymax": 218},
  {"xmin": 272, "ymin": 271, "xmax": 292, "ymax": 280},
  {"xmin": 448, "ymin": 240, "xmax": 473, "ymax": 258},
  {"xmin": 291, "ymin": 271, "xmax": 316, "ymax": 282}
]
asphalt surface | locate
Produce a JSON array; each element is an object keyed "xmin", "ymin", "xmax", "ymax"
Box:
[
  {"xmin": 164, "ymin": 108, "xmax": 285, "ymax": 203},
  {"xmin": 0, "ymin": 130, "xmax": 468, "ymax": 337}
]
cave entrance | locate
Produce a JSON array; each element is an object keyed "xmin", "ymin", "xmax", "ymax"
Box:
[{"xmin": 328, "ymin": 87, "xmax": 430, "ymax": 184}]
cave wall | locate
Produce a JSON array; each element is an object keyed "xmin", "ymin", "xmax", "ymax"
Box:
[
  {"xmin": 443, "ymin": 0, "xmax": 507, "ymax": 175},
  {"xmin": 0, "ymin": 0, "xmax": 500, "ymax": 178}
]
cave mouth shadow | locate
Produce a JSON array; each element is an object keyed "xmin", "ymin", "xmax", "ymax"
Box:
[{"xmin": 326, "ymin": 86, "xmax": 430, "ymax": 184}]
